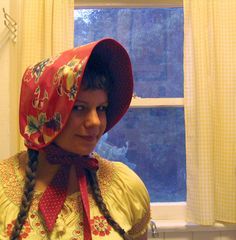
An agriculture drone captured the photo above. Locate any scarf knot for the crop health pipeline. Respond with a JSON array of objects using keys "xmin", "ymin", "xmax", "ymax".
[
  {"xmin": 44, "ymin": 143, "xmax": 99, "ymax": 169},
  {"xmin": 38, "ymin": 144, "xmax": 98, "ymax": 240}
]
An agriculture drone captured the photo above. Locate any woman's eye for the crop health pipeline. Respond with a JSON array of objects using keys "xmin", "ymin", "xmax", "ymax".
[
  {"xmin": 97, "ymin": 106, "xmax": 108, "ymax": 112},
  {"xmin": 73, "ymin": 105, "xmax": 84, "ymax": 111}
]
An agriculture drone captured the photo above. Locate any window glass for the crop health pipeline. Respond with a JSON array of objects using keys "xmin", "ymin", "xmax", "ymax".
[
  {"xmin": 95, "ymin": 108, "xmax": 186, "ymax": 202},
  {"xmin": 74, "ymin": 8, "xmax": 185, "ymax": 202},
  {"xmin": 74, "ymin": 8, "xmax": 183, "ymax": 97}
]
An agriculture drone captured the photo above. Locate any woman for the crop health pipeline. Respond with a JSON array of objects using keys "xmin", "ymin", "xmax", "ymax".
[{"xmin": 0, "ymin": 38, "xmax": 150, "ymax": 239}]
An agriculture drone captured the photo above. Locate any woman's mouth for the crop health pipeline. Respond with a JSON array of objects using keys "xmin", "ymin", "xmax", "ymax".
[{"xmin": 77, "ymin": 135, "xmax": 97, "ymax": 142}]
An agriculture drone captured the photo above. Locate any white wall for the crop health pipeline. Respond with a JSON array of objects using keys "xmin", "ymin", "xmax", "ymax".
[
  {"xmin": 0, "ymin": 0, "xmax": 11, "ymax": 159},
  {"xmin": 0, "ymin": 0, "xmax": 20, "ymax": 159}
]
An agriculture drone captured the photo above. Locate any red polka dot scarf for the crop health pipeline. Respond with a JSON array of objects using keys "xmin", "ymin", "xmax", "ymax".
[{"xmin": 39, "ymin": 144, "xmax": 99, "ymax": 240}]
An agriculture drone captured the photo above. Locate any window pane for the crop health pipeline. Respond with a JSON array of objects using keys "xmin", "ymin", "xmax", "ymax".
[
  {"xmin": 74, "ymin": 8, "xmax": 183, "ymax": 97},
  {"xmin": 95, "ymin": 108, "xmax": 186, "ymax": 202}
]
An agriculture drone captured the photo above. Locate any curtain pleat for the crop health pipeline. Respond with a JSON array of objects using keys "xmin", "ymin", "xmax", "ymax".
[{"xmin": 184, "ymin": 0, "xmax": 236, "ymax": 224}]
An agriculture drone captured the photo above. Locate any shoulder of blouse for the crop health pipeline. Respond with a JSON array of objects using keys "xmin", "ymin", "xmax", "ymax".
[
  {"xmin": 92, "ymin": 152, "xmax": 149, "ymax": 199},
  {"xmin": 0, "ymin": 152, "xmax": 27, "ymax": 204},
  {"xmin": 92, "ymin": 152, "xmax": 151, "ymax": 238}
]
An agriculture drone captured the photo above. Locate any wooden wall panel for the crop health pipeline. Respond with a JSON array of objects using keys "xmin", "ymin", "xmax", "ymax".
[
  {"xmin": 221, "ymin": 231, "xmax": 236, "ymax": 240},
  {"xmin": 164, "ymin": 232, "xmax": 192, "ymax": 240},
  {"xmin": 147, "ymin": 230, "xmax": 236, "ymax": 239},
  {"xmin": 192, "ymin": 231, "xmax": 221, "ymax": 240},
  {"xmin": 148, "ymin": 232, "xmax": 164, "ymax": 240}
]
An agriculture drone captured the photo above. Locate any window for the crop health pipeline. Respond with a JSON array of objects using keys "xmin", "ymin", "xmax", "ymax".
[{"xmin": 74, "ymin": 0, "xmax": 185, "ymax": 220}]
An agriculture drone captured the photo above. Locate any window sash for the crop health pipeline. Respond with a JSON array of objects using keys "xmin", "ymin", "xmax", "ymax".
[
  {"xmin": 131, "ymin": 98, "xmax": 184, "ymax": 108},
  {"xmin": 74, "ymin": 0, "xmax": 186, "ymax": 222},
  {"xmin": 74, "ymin": 0, "xmax": 183, "ymax": 8},
  {"xmin": 74, "ymin": 1, "xmax": 184, "ymax": 108}
]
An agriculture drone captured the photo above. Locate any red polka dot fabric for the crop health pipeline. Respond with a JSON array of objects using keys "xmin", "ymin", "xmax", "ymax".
[{"xmin": 39, "ymin": 144, "xmax": 99, "ymax": 240}]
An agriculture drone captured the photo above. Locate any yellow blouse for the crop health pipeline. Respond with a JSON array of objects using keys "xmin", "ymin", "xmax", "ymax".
[{"xmin": 0, "ymin": 152, "xmax": 150, "ymax": 239}]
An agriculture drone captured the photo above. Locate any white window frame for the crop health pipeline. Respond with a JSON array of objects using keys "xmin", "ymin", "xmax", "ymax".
[
  {"xmin": 74, "ymin": 0, "xmax": 188, "ymax": 231},
  {"xmin": 74, "ymin": 1, "xmax": 236, "ymax": 235}
]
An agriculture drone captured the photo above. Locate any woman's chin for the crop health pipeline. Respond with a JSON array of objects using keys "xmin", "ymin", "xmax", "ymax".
[
  {"xmin": 68, "ymin": 146, "xmax": 94, "ymax": 156},
  {"xmin": 53, "ymin": 141, "xmax": 95, "ymax": 156}
]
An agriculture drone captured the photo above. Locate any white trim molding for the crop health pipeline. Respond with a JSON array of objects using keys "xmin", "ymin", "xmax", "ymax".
[
  {"xmin": 74, "ymin": 0, "xmax": 183, "ymax": 8},
  {"xmin": 131, "ymin": 98, "xmax": 184, "ymax": 108}
]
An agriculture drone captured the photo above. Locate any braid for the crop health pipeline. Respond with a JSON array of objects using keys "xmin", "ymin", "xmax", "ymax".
[
  {"xmin": 87, "ymin": 170, "xmax": 132, "ymax": 240},
  {"xmin": 10, "ymin": 149, "xmax": 39, "ymax": 240}
]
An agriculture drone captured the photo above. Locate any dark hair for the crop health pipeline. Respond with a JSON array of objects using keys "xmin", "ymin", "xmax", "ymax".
[
  {"xmin": 11, "ymin": 61, "xmax": 131, "ymax": 239},
  {"xmin": 10, "ymin": 149, "xmax": 39, "ymax": 240},
  {"xmin": 81, "ymin": 55, "xmax": 113, "ymax": 93}
]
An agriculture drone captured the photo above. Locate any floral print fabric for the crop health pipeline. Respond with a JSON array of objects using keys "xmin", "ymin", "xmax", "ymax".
[
  {"xmin": 0, "ymin": 152, "xmax": 150, "ymax": 239},
  {"xmin": 19, "ymin": 39, "xmax": 134, "ymax": 150}
]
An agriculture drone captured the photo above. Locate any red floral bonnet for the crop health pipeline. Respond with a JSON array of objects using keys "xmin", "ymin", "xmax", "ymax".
[{"xmin": 19, "ymin": 38, "xmax": 133, "ymax": 150}]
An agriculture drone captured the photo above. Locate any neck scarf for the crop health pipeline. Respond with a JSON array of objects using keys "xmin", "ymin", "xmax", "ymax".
[{"xmin": 38, "ymin": 144, "xmax": 99, "ymax": 240}]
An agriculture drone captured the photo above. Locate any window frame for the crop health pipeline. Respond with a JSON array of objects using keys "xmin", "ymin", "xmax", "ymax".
[{"xmin": 74, "ymin": 0, "xmax": 186, "ymax": 224}]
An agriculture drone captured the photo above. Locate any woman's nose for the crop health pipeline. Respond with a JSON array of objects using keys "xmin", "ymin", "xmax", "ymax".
[{"xmin": 84, "ymin": 110, "xmax": 101, "ymax": 128}]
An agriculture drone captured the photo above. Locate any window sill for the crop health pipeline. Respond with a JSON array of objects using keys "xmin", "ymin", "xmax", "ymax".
[
  {"xmin": 150, "ymin": 202, "xmax": 236, "ymax": 235},
  {"xmin": 149, "ymin": 219, "xmax": 236, "ymax": 233}
]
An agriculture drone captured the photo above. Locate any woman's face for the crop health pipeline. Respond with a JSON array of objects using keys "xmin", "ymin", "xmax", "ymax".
[{"xmin": 54, "ymin": 88, "xmax": 108, "ymax": 155}]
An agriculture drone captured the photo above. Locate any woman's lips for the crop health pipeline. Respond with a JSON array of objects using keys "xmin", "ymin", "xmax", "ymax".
[{"xmin": 77, "ymin": 135, "xmax": 97, "ymax": 142}]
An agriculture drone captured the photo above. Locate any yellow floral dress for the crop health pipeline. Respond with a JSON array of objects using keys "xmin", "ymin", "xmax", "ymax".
[{"xmin": 0, "ymin": 152, "xmax": 150, "ymax": 239}]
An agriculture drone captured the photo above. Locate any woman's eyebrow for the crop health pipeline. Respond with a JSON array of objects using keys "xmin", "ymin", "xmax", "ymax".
[{"xmin": 75, "ymin": 100, "xmax": 87, "ymax": 104}]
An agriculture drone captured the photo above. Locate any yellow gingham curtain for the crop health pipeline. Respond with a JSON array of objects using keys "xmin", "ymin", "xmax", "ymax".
[
  {"xmin": 184, "ymin": 0, "xmax": 236, "ymax": 224},
  {"xmin": 14, "ymin": 0, "xmax": 74, "ymax": 151}
]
